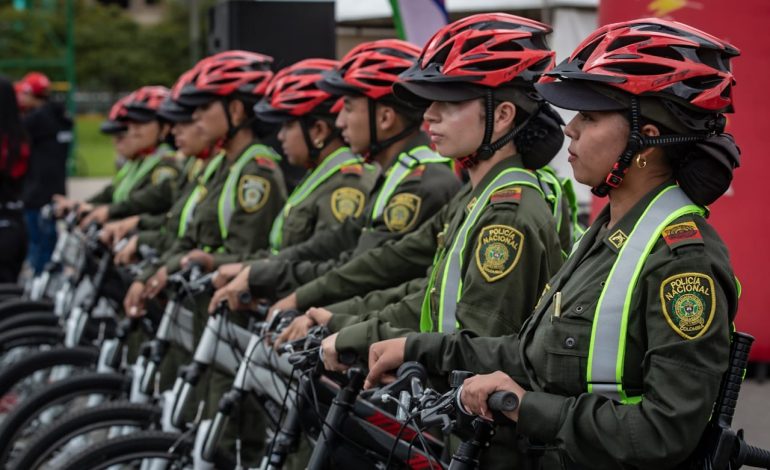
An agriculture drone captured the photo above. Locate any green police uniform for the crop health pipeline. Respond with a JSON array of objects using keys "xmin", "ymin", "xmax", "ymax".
[
  {"xmin": 328, "ymin": 155, "xmax": 566, "ymax": 358},
  {"xmin": 404, "ymin": 182, "xmax": 737, "ymax": 469},
  {"xmin": 260, "ymin": 146, "xmax": 376, "ymax": 255},
  {"xmin": 88, "ymin": 144, "xmax": 181, "ymax": 219},
  {"xmin": 245, "ymin": 135, "xmax": 461, "ymax": 299}
]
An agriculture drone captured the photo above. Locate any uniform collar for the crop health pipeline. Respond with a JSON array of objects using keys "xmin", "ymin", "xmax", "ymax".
[
  {"xmin": 470, "ymin": 154, "xmax": 525, "ymax": 200},
  {"xmin": 594, "ymin": 179, "xmax": 678, "ymax": 253}
]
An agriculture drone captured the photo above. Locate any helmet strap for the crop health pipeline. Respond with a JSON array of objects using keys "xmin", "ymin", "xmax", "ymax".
[
  {"xmin": 363, "ymin": 97, "xmax": 419, "ymax": 162},
  {"xmin": 221, "ymin": 97, "xmax": 254, "ymax": 141},
  {"xmin": 457, "ymin": 89, "xmax": 542, "ymax": 170},
  {"xmin": 592, "ymin": 96, "xmax": 709, "ymax": 197}
]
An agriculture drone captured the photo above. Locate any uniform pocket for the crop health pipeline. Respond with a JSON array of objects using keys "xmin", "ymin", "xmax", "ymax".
[{"xmin": 542, "ymin": 317, "xmax": 592, "ymax": 396}]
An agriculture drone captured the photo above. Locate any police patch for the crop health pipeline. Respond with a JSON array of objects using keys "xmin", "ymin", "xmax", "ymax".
[
  {"xmin": 151, "ymin": 166, "xmax": 178, "ymax": 185},
  {"xmin": 331, "ymin": 187, "xmax": 365, "ymax": 222},
  {"xmin": 660, "ymin": 272, "xmax": 716, "ymax": 340},
  {"xmin": 608, "ymin": 229, "xmax": 628, "ymax": 249},
  {"xmin": 238, "ymin": 175, "xmax": 270, "ymax": 213},
  {"xmin": 475, "ymin": 224, "xmax": 524, "ymax": 282},
  {"xmin": 384, "ymin": 193, "xmax": 422, "ymax": 232}
]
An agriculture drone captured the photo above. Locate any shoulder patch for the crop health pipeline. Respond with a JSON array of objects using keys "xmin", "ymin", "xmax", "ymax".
[
  {"xmin": 188, "ymin": 159, "xmax": 206, "ymax": 183},
  {"xmin": 238, "ymin": 174, "xmax": 270, "ymax": 213},
  {"xmin": 254, "ymin": 156, "xmax": 277, "ymax": 170},
  {"xmin": 331, "ymin": 187, "xmax": 365, "ymax": 222},
  {"xmin": 151, "ymin": 166, "xmax": 179, "ymax": 185},
  {"xmin": 405, "ymin": 165, "xmax": 426, "ymax": 180},
  {"xmin": 490, "ymin": 187, "xmax": 522, "ymax": 204},
  {"xmin": 340, "ymin": 164, "xmax": 363, "ymax": 176},
  {"xmin": 384, "ymin": 193, "xmax": 422, "ymax": 233},
  {"xmin": 662, "ymin": 220, "xmax": 703, "ymax": 250},
  {"xmin": 659, "ymin": 272, "xmax": 716, "ymax": 340},
  {"xmin": 475, "ymin": 224, "xmax": 524, "ymax": 282}
]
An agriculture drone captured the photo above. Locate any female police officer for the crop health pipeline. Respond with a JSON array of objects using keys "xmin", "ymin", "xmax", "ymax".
[{"xmin": 366, "ymin": 17, "xmax": 741, "ymax": 469}]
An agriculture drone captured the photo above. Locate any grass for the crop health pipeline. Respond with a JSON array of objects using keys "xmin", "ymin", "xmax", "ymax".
[{"xmin": 72, "ymin": 114, "xmax": 117, "ymax": 177}]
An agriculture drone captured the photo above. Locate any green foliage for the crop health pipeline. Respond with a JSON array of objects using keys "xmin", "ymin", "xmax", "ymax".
[
  {"xmin": 0, "ymin": 0, "xmax": 209, "ymax": 91},
  {"xmin": 73, "ymin": 114, "xmax": 116, "ymax": 177}
]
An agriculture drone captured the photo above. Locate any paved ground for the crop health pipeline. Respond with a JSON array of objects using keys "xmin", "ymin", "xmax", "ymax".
[{"xmin": 65, "ymin": 177, "xmax": 770, "ymax": 450}]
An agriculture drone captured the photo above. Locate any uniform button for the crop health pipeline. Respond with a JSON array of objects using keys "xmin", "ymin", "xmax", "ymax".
[
  {"xmin": 575, "ymin": 305, "xmax": 584, "ymax": 313},
  {"xmin": 430, "ymin": 288, "xmax": 437, "ymax": 295},
  {"xmin": 564, "ymin": 337, "xmax": 577, "ymax": 349}
]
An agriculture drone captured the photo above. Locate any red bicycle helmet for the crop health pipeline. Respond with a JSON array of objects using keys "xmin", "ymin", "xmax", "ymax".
[
  {"xmin": 393, "ymin": 13, "xmax": 557, "ymax": 168},
  {"xmin": 18, "ymin": 72, "xmax": 51, "ymax": 97},
  {"xmin": 254, "ymin": 58, "xmax": 340, "ymax": 123},
  {"xmin": 176, "ymin": 50, "xmax": 274, "ymax": 108},
  {"xmin": 100, "ymin": 93, "xmax": 134, "ymax": 134},
  {"xmin": 535, "ymin": 18, "xmax": 740, "ymax": 197},
  {"xmin": 122, "ymin": 86, "xmax": 170, "ymax": 123}
]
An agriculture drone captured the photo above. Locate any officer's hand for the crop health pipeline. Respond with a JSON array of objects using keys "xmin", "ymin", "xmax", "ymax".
[
  {"xmin": 306, "ymin": 307, "xmax": 333, "ymax": 327},
  {"xmin": 268, "ymin": 293, "xmax": 298, "ymax": 322},
  {"xmin": 124, "ymin": 281, "xmax": 147, "ymax": 318},
  {"xmin": 145, "ymin": 267, "xmax": 168, "ymax": 299},
  {"xmin": 212, "ymin": 263, "xmax": 246, "ymax": 289},
  {"xmin": 99, "ymin": 221, "xmax": 121, "ymax": 246},
  {"xmin": 112, "ymin": 216, "xmax": 140, "ymax": 243},
  {"xmin": 79, "ymin": 205, "xmax": 109, "ymax": 229},
  {"xmin": 321, "ymin": 333, "xmax": 349, "ymax": 372},
  {"xmin": 460, "ymin": 371, "xmax": 526, "ymax": 422},
  {"xmin": 273, "ymin": 314, "xmax": 315, "ymax": 350},
  {"xmin": 208, "ymin": 268, "xmax": 250, "ymax": 314},
  {"xmin": 53, "ymin": 194, "xmax": 76, "ymax": 216},
  {"xmin": 364, "ymin": 337, "xmax": 407, "ymax": 389},
  {"xmin": 114, "ymin": 235, "xmax": 139, "ymax": 265},
  {"xmin": 181, "ymin": 249, "xmax": 215, "ymax": 272}
]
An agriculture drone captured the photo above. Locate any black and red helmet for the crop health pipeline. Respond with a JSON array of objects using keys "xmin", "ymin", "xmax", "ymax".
[
  {"xmin": 536, "ymin": 17, "xmax": 738, "ymax": 121},
  {"xmin": 122, "ymin": 86, "xmax": 171, "ymax": 123},
  {"xmin": 394, "ymin": 13, "xmax": 555, "ymax": 106},
  {"xmin": 535, "ymin": 18, "xmax": 740, "ymax": 198},
  {"xmin": 318, "ymin": 39, "xmax": 421, "ymax": 100},
  {"xmin": 100, "ymin": 93, "xmax": 134, "ymax": 134},
  {"xmin": 254, "ymin": 58, "xmax": 340, "ymax": 123},
  {"xmin": 159, "ymin": 69, "xmax": 197, "ymax": 123},
  {"xmin": 176, "ymin": 50, "xmax": 274, "ymax": 108}
]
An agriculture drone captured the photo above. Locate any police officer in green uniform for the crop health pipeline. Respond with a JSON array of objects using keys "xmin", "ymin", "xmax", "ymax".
[
  {"xmin": 266, "ymin": 15, "xmax": 568, "ymax": 365},
  {"xmin": 209, "ymin": 40, "xmax": 461, "ymax": 311},
  {"xmin": 79, "ymin": 86, "xmax": 181, "ymax": 226},
  {"xmin": 365, "ymin": 18, "xmax": 742, "ymax": 470}
]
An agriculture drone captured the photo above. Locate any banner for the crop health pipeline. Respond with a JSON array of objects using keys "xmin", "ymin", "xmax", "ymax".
[
  {"xmin": 598, "ymin": 0, "xmax": 770, "ymax": 360},
  {"xmin": 389, "ymin": 0, "xmax": 449, "ymax": 48}
]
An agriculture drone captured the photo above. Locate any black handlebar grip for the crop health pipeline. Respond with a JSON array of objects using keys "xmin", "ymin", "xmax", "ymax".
[
  {"xmin": 488, "ymin": 391, "xmax": 519, "ymax": 413},
  {"xmin": 339, "ymin": 350, "xmax": 358, "ymax": 366},
  {"xmin": 238, "ymin": 291, "xmax": 252, "ymax": 305},
  {"xmin": 716, "ymin": 332, "xmax": 754, "ymax": 428}
]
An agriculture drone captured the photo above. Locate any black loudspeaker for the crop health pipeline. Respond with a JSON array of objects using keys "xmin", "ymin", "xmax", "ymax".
[{"xmin": 208, "ymin": 0, "xmax": 336, "ymax": 68}]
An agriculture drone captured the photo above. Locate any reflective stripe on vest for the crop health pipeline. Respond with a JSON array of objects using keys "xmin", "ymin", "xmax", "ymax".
[
  {"xmin": 370, "ymin": 146, "xmax": 450, "ymax": 221},
  {"xmin": 217, "ymin": 144, "xmax": 280, "ymax": 240},
  {"xmin": 420, "ymin": 167, "xmax": 544, "ymax": 333},
  {"xmin": 177, "ymin": 153, "xmax": 225, "ymax": 238},
  {"xmin": 112, "ymin": 144, "xmax": 171, "ymax": 203},
  {"xmin": 269, "ymin": 147, "xmax": 361, "ymax": 253},
  {"xmin": 587, "ymin": 185, "xmax": 703, "ymax": 403}
]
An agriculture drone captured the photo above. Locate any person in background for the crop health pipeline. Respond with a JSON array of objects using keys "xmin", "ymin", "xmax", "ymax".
[{"xmin": 0, "ymin": 76, "xmax": 30, "ymax": 282}]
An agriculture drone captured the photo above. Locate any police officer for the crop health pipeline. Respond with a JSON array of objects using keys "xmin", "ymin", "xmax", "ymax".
[
  {"xmin": 209, "ymin": 40, "xmax": 461, "ymax": 310},
  {"xmin": 55, "ymin": 87, "xmax": 181, "ymax": 225},
  {"xmin": 366, "ymin": 18, "xmax": 741, "ymax": 470}
]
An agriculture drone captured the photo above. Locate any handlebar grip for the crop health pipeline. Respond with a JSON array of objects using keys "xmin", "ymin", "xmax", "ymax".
[
  {"xmin": 488, "ymin": 391, "xmax": 519, "ymax": 413},
  {"xmin": 339, "ymin": 350, "xmax": 358, "ymax": 366},
  {"xmin": 238, "ymin": 291, "xmax": 252, "ymax": 305},
  {"xmin": 739, "ymin": 442, "xmax": 770, "ymax": 469}
]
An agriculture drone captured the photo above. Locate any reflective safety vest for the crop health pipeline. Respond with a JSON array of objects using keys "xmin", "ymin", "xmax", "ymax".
[
  {"xmin": 587, "ymin": 185, "xmax": 703, "ymax": 404},
  {"xmin": 112, "ymin": 144, "xmax": 171, "ymax": 203},
  {"xmin": 369, "ymin": 145, "xmax": 450, "ymax": 222},
  {"xmin": 217, "ymin": 144, "xmax": 280, "ymax": 241},
  {"xmin": 420, "ymin": 167, "xmax": 545, "ymax": 334},
  {"xmin": 177, "ymin": 152, "xmax": 225, "ymax": 238},
  {"xmin": 268, "ymin": 147, "xmax": 362, "ymax": 253}
]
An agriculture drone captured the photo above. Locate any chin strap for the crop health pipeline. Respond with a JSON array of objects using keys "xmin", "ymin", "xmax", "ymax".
[
  {"xmin": 362, "ymin": 97, "xmax": 419, "ymax": 162},
  {"xmin": 591, "ymin": 97, "xmax": 711, "ymax": 197},
  {"xmin": 457, "ymin": 89, "xmax": 543, "ymax": 169},
  {"xmin": 221, "ymin": 97, "xmax": 255, "ymax": 142}
]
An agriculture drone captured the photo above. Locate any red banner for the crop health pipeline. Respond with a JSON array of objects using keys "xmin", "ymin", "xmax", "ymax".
[{"xmin": 598, "ymin": 0, "xmax": 770, "ymax": 360}]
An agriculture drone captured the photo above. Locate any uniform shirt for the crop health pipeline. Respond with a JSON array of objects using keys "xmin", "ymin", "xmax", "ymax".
[
  {"xmin": 245, "ymin": 133, "xmax": 460, "ymax": 299},
  {"xmin": 405, "ymin": 181, "xmax": 737, "ymax": 469},
  {"xmin": 162, "ymin": 144, "xmax": 287, "ymax": 273},
  {"xmin": 331, "ymin": 156, "xmax": 565, "ymax": 357},
  {"xmin": 88, "ymin": 146, "xmax": 181, "ymax": 220}
]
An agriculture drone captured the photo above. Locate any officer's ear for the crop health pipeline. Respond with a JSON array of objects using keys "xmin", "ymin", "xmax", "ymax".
[
  {"xmin": 376, "ymin": 103, "xmax": 398, "ymax": 133},
  {"xmin": 310, "ymin": 118, "xmax": 334, "ymax": 143},
  {"xmin": 228, "ymin": 99, "xmax": 247, "ymax": 125}
]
